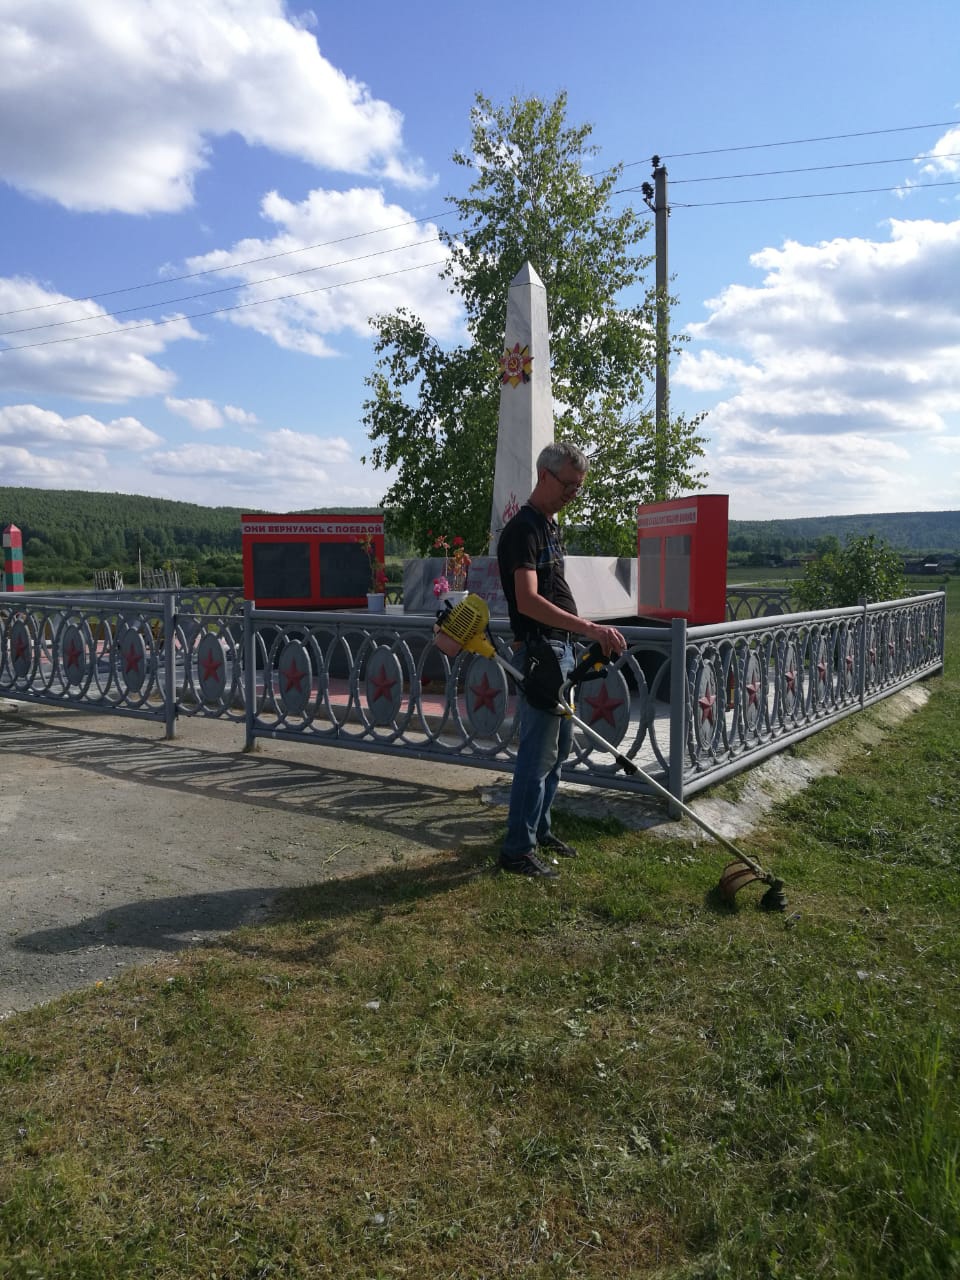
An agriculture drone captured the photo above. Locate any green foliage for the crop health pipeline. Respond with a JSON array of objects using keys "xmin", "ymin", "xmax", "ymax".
[
  {"xmin": 795, "ymin": 533, "xmax": 907, "ymax": 609},
  {"xmin": 363, "ymin": 91, "xmax": 706, "ymax": 557}
]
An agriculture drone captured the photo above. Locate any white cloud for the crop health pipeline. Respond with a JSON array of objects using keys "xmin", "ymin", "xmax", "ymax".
[
  {"xmin": 165, "ymin": 396, "xmax": 225, "ymax": 431},
  {"xmin": 224, "ymin": 404, "xmax": 258, "ymax": 425},
  {"xmin": 146, "ymin": 428, "xmax": 391, "ymax": 507},
  {"xmin": 0, "ymin": 445, "xmax": 106, "ymax": 487},
  {"xmin": 0, "ymin": 0, "xmax": 430, "ymax": 215},
  {"xmin": 916, "ymin": 125, "xmax": 960, "ymax": 181},
  {"xmin": 0, "ymin": 277, "xmax": 202, "ymax": 400},
  {"xmin": 682, "ymin": 217, "xmax": 960, "ymax": 517},
  {"xmin": 0, "ymin": 403, "xmax": 161, "ymax": 451},
  {"xmin": 183, "ymin": 186, "xmax": 460, "ymax": 354}
]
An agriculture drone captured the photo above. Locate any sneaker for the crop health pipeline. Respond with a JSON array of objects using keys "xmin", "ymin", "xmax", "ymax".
[
  {"xmin": 498, "ymin": 852, "xmax": 560, "ymax": 879},
  {"xmin": 538, "ymin": 833, "xmax": 578, "ymax": 859}
]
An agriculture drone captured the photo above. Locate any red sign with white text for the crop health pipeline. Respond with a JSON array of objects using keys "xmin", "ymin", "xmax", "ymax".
[{"xmin": 241, "ymin": 513, "xmax": 385, "ymax": 608}]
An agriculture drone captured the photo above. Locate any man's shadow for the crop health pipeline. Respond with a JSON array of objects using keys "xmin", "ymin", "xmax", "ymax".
[{"xmin": 15, "ymin": 848, "xmax": 488, "ymax": 960}]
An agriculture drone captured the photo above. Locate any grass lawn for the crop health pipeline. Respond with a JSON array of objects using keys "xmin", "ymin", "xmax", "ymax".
[{"xmin": 1, "ymin": 585, "xmax": 957, "ymax": 1279}]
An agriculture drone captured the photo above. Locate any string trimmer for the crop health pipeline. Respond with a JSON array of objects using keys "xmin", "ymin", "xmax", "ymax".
[{"xmin": 434, "ymin": 593, "xmax": 786, "ymax": 911}]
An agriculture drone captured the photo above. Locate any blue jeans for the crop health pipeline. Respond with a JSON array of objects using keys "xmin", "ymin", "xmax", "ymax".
[{"xmin": 501, "ymin": 641, "xmax": 574, "ymax": 860}]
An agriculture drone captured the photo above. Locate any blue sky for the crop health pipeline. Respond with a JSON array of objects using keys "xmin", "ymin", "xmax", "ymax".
[{"xmin": 1, "ymin": 0, "xmax": 958, "ymax": 521}]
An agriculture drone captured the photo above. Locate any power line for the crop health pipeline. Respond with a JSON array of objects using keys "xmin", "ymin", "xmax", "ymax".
[
  {"xmin": 0, "ymin": 210, "xmax": 454, "ymax": 319},
  {"xmin": 669, "ymin": 177, "xmax": 960, "ymax": 208},
  {"xmin": 0, "ymin": 258, "xmax": 449, "ymax": 354},
  {"xmin": 667, "ymin": 151, "xmax": 960, "ymax": 185},
  {"xmin": 0, "ymin": 236, "xmax": 444, "ymax": 338},
  {"xmin": 649, "ymin": 119, "xmax": 960, "ymax": 164},
  {"xmin": 4, "ymin": 118, "xmax": 958, "ymax": 328}
]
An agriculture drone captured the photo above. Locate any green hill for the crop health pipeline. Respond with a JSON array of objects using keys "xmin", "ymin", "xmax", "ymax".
[{"xmin": 729, "ymin": 509, "xmax": 960, "ymax": 555}]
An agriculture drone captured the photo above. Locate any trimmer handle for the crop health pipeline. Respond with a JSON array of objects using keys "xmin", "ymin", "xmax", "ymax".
[{"xmin": 567, "ymin": 641, "xmax": 610, "ymax": 689}]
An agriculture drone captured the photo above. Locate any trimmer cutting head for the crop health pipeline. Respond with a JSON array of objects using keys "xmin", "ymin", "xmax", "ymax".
[{"xmin": 719, "ymin": 861, "xmax": 788, "ymax": 911}]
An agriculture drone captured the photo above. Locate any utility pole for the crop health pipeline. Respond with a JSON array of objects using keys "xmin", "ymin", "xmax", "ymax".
[{"xmin": 642, "ymin": 157, "xmax": 669, "ymax": 502}]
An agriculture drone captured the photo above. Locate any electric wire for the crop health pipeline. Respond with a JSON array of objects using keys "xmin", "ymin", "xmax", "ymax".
[
  {"xmin": 667, "ymin": 151, "xmax": 960, "ymax": 185},
  {"xmin": 3, "ymin": 118, "xmax": 957, "ymax": 342},
  {"xmin": 646, "ymin": 119, "xmax": 960, "ymax": 164},
  {"xmin": 0, "ymin": 258, "xmax": 448, "ymax": 353},
  {"xmin": 0, "ymin": 210, "xmax": 454, "ymax": 319},
  {"xmin": 668, "ymin": 178, "xmax": 960, "ymax": 208},
  {"xmin": 0, "ymin": 236, "xmax": 444, "ymax": 338}
]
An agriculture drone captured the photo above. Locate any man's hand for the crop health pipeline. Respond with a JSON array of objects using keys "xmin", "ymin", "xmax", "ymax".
[{"xmin": 588, "ymin": 622, "xmax": 626, "ymax": 658}]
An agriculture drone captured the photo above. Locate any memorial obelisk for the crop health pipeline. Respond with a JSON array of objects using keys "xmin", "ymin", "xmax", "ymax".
[{"xmin": 488, "ymin": 262, "xmax": 554, "ymax": 554}]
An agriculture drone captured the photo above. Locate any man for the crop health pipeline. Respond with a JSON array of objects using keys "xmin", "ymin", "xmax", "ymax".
[{"xmin": 496, "ymin": 442, "xmax": 626, "ymax": 877}]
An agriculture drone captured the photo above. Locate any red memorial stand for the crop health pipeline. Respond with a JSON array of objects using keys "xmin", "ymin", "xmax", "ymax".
[
  {"xmin": 636, "ymin": 495, "xmax": 728, "ymax": 625},
  {"xmin": 241, "ymin": 513, "xmax": 385, "ymax": 609}
]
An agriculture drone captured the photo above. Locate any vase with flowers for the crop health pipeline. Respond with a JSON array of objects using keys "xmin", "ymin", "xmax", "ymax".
[
  {"xmin": 358, "ymin": 534, "xmax": 388, "ymax": 612},
  {"xmin": 430, "ymin": 532, "xmax": 471, "ymax": 607}
]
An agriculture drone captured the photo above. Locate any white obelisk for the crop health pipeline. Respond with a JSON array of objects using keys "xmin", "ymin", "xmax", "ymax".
[{"xmin": 488, "ymin": 262, "xmax": 554, "ymax": 553}]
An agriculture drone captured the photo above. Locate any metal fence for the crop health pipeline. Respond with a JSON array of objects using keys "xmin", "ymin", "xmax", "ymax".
[{"xmin": 0, "ymin": 588, "xmax": 945, "ymax": 806}]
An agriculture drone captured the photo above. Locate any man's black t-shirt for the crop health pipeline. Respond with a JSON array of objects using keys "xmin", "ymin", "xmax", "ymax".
[{"xmin": 496, "ymin": 504, "xmax": 577, "ymax": 641}]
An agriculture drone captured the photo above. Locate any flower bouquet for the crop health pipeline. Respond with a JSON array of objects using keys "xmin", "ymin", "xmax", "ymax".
[
  {"xmin": 357, "ymin": 534, "xmax": 388, "ymax": 595},
  {"xmin": 431, "ymin": 533, "xmax": 471, "ymax": 598}
]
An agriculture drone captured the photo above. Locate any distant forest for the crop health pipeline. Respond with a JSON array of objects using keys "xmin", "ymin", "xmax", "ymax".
[{"xmin": 0, "ymin": 486, "xmax": 958, "ymax": 586}]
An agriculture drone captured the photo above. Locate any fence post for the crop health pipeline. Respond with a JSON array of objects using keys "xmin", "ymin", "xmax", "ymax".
[
  {"xmin": 668, "ymin": 616, "xmax": 687, "ymax": 817},
  {"xmin": 858, "ymin": 596, "xmax": 868, "ymax": 709},
  {"xmin": 163, "ymin": 592, "xmax": 177, "ymax": 739},
  {"xmin": 243, "ymin": 600, "xmax": 256, "ymax": 752}
]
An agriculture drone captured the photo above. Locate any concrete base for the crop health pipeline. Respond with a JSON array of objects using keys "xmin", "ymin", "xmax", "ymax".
[{"xmin": 403, "ymin": 555, "xmax": 638, "ymax": 621}]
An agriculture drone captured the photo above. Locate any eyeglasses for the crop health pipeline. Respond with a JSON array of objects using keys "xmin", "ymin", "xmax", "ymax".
[{"xmin": 547, "ymin": 468, "xmax": 585, "ymax": 495}]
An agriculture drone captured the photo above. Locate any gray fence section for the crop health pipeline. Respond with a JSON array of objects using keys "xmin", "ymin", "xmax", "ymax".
[
  {"xmin": 683, "ymin": 592, "xmax": 947, "ymax": 796},
  {"xmin": 0, "ymin": 590, "xmax": 945, "ymax": 805}
]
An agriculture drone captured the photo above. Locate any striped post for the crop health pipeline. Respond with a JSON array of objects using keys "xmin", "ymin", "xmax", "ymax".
[{"xmin": 2, "ymin": 523, "xmax": 24, "ymax": 591}]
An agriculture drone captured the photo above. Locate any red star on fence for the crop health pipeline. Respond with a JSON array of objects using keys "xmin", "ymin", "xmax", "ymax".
[
  {"xmin": 469, "ymin": 672, "xmax": 500, "ymax": 714},
  {"xmin": 698, "ymin": 690, "xmax": 716, "ymax": 724},
  {"xmin": 123, "ymin": 643, "xmax": 142, "ymax": 675},
  {"xmin": 13, "ymin": 632, "xmax": 28, "ymax": 661},
  {"xmin": 64, "ymin": 638, "xmax": 84, "ymax": 672},
  {"xmin": 369, "ymin": 664, "xmax": 396, "ymax": 703},
  {"xmin": 200, "ymin": 649, "xmax": 223, "ymax": 684},
  {"xmin": 282, "ymin": 660, "xmax": 307, "ymax": 693},
  {"xmin": 744, "ymin": 679, "xmax": 760, "ymax": 707},
  {"xmin": 784, "ymin": 668, "xmax": 797, "ymax": 692},
  {"xmin": 585, "ymin": 682, "xmax": 623, "ymax": 727}
]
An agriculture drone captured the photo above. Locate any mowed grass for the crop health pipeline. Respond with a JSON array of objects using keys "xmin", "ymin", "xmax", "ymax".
[{"xmin": 1, "ymin": 587, "xmax": 958, "ymax": 1278}]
